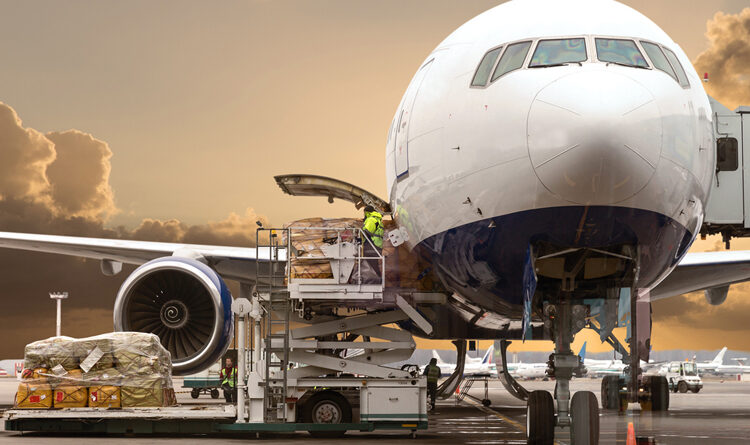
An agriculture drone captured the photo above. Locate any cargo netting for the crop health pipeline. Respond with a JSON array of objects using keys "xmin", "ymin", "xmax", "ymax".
[{"xmin": 16, "ymin": 332, "xmax": 176, "ymax": 409}]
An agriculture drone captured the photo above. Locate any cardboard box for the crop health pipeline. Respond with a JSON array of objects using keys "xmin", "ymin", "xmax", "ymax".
[
  {"xmin": 15, "ymin": 383, "xmax": 52, "ymax": 409},
  {"xmin": 88, "ymin": 386, "xmax": 121, "ymax": 408}
]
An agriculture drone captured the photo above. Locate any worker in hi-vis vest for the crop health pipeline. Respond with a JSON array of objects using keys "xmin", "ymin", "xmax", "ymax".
[
  {"xmin": 220, "ymin": 357, "xmax": 237, "ymax": 403},
  {"xmin": 424, "ymin": 358, "xmax": 441, "ymax": 411},
  {"xmin": 361, "ymin": 205, "xmax": 384, "ymax": 282}
]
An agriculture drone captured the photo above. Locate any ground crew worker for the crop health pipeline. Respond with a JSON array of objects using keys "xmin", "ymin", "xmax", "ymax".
[
  {"xmin": 220, "ymin": 357, "xmax": 237, "ymax": 403},
  {"xmin": 424, "ymin": 357, "xmax": 441, "ymax": 411},
  {"xmin": 362, "ymin": 205, "xmax": 384, "ymax": 281}
]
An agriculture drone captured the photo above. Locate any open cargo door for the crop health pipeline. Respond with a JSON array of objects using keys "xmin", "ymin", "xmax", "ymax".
[{"xmin": 274, "ymin": 174, "xmax": 391, "ymax": 214}]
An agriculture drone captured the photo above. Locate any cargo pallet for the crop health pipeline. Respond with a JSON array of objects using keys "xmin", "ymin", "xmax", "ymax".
[{"xmin": 3, "ymin": 226, "xmax": 438, "ymax": 437}]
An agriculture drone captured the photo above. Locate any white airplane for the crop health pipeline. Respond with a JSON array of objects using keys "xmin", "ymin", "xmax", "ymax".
[
  {"xmin": 693, "ymin": 348, "xmax": 750, "ymax": 375},
  {"xmin": 696, "ymin": 347, "xmax": 728, "ymax": 374},
  {"xmin": 431, "ymin": 345, "xmax": 497, "ymax": 377},
  {"xmin": 506, "ymin": 343, "xmax": 586, "ymax": 380},
  {"xmin": 716, "ymin": 360, "xmax": 750, "ymax": 375},
  {"xmin": 1, "ymin": 1, "xmax": 750, "ymax": 443}
]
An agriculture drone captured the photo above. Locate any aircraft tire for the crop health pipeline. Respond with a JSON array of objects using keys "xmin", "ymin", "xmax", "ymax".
[
  {"xmin": 526, "ymin": 390, "xmax": 554, "ymax": 445},
  {"xmin": 650, "ymin": 376, "xmax": 669, "ymax": 411},
  {"xmin": 600, "ymin": 375, "xmax": 620, "ymax": 410},
  {"xmin": 571, "ymin": 390, "xmax": 599, "ymax": 445}
]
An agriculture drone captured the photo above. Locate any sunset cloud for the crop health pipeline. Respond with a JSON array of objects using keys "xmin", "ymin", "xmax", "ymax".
[
  {"xmin": 46, "ymin": 130, "xmax": 117, "ymax": 220},
  {"xmin": 0, "ymin": 104, "xmax": 55, "ymax": 202},
  {"xmin": 0, "ymin": 102, "xmax": 267, "ymax": 357},
  {"xmin": 694, "ymin": 7, "xmax": 750, "ymax": 110}
]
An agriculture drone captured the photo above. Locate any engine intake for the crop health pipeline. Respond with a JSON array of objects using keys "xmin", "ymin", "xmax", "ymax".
[{"xmin": 113, "ymin": 257, "xmax": 233, "ymax": 375}]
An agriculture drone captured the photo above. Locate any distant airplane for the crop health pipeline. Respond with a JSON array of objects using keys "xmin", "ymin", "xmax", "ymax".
[
  {"xmin": 505, "ymin": 343, "xmax": 587, "ymax": 380},
  {"xmin": 432, "ymin": 346, "xmax": 496, "ymax": 377},
  {"xmin": 689, "ymin": 347, "xmax": 750, "ymax": 375},
  {"xmin": 696, "ymin": 347, "xmax": 728, "ymax": 374}
]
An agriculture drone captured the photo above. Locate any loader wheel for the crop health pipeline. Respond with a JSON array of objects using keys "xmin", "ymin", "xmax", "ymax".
[
  {"xmin": 303, "ymin": 391, "xmax": 352, "ymax": 438},
  {"xmin": 190, "ymin": 388, "xmax": 200, "ymax": 399},
  {"xmin": 211, "ymin": 388, "xmax": 220, "ymax": 399},
  {"xmin": 678, "ymin": 381, "xmax": 688, "ymax": 393}
]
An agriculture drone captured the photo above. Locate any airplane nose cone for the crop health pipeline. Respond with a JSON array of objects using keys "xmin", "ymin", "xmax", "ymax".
[{"xmin": 527, "ymin": 71, "xmax": 662, "ymax": 205}]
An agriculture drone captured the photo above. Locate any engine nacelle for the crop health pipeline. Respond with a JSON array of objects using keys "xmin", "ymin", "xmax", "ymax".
[
  {"xmin": 113, "ymin": 257, "xmax": 233, "ymax": 375},
  {"xmin": 704, "ymin": 285, "xmax": 730, "ymax": 306}
]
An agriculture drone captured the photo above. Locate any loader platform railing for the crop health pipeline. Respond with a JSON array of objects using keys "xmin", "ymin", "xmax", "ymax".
[{"xmin": 283, "ymin": 225, "xmax": 385, "ymax": 303}]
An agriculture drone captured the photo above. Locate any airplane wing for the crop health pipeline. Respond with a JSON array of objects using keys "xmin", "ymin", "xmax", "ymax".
[
  {"xmin": 0, "ymin": 231, "xmax": 286, "ymax": 283},
  {"xmin": 650, "ymin": 250, "xmax": 750, "ymax": 301}
]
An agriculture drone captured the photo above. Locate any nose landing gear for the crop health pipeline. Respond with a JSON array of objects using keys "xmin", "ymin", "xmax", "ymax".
[{"xmin": 526, "ymin": 302, "xmax": 599, "ymax": 445}]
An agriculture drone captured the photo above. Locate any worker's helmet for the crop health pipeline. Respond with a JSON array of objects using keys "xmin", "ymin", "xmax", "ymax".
[{"xmin": 364, "ymin": 205, "xmax": 375, "ymax": 213}]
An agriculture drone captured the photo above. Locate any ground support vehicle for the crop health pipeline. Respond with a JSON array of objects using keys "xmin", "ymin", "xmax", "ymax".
[
  {"xmin": 4, "ymin": 226, "xmax": 432, "ymax": 437},
  {"xmin": 663, "ymin": 361, "xmax": 703, "ymax": 393},
  {"xmin": 182, "ymin": 376, "xmax": 221, "ymax": 399}
]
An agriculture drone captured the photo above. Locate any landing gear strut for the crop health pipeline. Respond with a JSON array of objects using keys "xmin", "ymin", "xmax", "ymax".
[
  {"xmin": 590, "ymin": 290, "xmax": 669, "ymax": 413},
  {"xmin": 526, "ymin": 302, "xmax": 598, "ymax": 445}
]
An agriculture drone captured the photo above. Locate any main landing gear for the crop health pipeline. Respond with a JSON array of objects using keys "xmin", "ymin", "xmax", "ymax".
[{"xmin": 526, "ymin": 303, "xmax": 598, "ymax": 445}]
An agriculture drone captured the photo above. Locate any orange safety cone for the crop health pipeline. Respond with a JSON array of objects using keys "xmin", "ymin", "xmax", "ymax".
[{"xmin": 626, "ymin": 422, "xmax": 636, "ymax": 445}]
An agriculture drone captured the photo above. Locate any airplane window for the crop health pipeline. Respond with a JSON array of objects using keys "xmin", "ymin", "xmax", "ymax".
[
  {"xmin": 529, "ymin": 38, "xmax": 587, "ymax": 67},
  {"xmin": 492, "ymin": 41, "xmax": 532, "ymax": 81},
  {"xmin": 640, "ymin": 42, "xmax": 678, "ymax": 82},
  {"xmin": 472, "ymin": 47, "xmax": 503, "ymax": 87},
  {"xmin": 662, "ymin": 47, "xmax": 691, "ymax": 88},
  {"xmin": 595, "ymin": 38, "xmax": 648, "ymax": 68}
]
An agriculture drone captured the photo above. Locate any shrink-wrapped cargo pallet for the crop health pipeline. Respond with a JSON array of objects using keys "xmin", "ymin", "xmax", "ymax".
[{"xmin": 15, "ymin": 332, "xmax": 175, "ymax": 409}]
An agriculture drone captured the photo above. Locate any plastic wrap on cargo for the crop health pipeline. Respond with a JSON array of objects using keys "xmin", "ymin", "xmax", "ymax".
[
  {"xmin": 283, "ymin": 217, "xmax": 384, "ymax": 281},
  {"xmin": 16, "ymin": 332, "xmax": 175, "ymax": 409},
  {"xmin": 282, "ymin": 217, "xmax": 439, "ymax": 289},
  {"xmin": 283, "ymin": 218, "xmax": 359, "ymax": 279}
]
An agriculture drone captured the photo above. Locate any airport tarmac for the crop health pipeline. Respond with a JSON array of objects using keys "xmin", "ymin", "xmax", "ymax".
[{"xmin": 1, "ymin": 376, "xmax": 749, "ymax": 444}]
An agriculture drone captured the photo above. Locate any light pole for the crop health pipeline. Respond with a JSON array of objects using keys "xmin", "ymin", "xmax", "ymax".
[{"xmin": 49, "ymin": 292, "xmax": 68, "ymax": 337}]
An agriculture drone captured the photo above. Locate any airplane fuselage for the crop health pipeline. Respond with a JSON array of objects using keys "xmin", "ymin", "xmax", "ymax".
[{"xmin": 386, "ymin": 0, "xmax": 713, "ymax": 334}]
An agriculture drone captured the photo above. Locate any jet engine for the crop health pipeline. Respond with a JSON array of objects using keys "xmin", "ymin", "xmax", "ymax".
[
  {"xmin": 113, "ymin": 257, "xmax": 233, "ymax": 375},
  {"xmin": 704, "ymin": 285, "xmax": 730, "ymax": 306}
]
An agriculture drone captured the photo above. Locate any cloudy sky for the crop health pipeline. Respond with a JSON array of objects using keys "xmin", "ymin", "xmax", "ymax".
[{"xmin": 0, "ymin": 0, "xmax": 749, "ymax": 357}]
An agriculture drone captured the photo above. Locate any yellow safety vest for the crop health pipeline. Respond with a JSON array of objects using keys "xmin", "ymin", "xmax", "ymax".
[
  {"xmin": 220, "ymin": 367, "xmax": 236, "ymax": 388},
  {"xmin": 426, "ymin": 364, "xmax": 440, "ymax": 383},
  {"xmin": 363, "ymin": 211, "xmax": 384, "ymax": 248}
]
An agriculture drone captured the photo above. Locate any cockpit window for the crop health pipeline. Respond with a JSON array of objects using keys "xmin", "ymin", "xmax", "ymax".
[
  {"xmin": 529, "ymin": 38, "xmax": 587, "ymax": 67},
  {"xmin": 640, "ymin": 42, "xmax": 678, "ymax": 81},
  {"xmin": 492, "ymin": 41, "xmax": 532, "ymax": 81},
  {"xmin": 662, "ymin": 47, "xmax": 690, "ymax": 88},
  {"xmin": 472, "ymin": 47, "xmax": 503, "ymax": 87},
  {"xmin": 595, "ymin": 38, "xmax": 649, "ymax": 68}
]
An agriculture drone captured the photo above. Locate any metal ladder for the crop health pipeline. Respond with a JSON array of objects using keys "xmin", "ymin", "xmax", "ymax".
[
  {"xmin": 455, "ymin": 376, "xmax": 491, "ymax": 406},
  {"xmin": 256, "ymin": 228, "xmax": 290, "ymax": 423}
]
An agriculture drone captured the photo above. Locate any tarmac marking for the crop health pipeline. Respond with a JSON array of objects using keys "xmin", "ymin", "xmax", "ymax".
[
  {"xmin": 460, "ymin": 398, "xmax": 564, "ymax": 445},
  {"xmin": 461, "ymin": 398, "xmax": 527, "ymax": 433}
]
